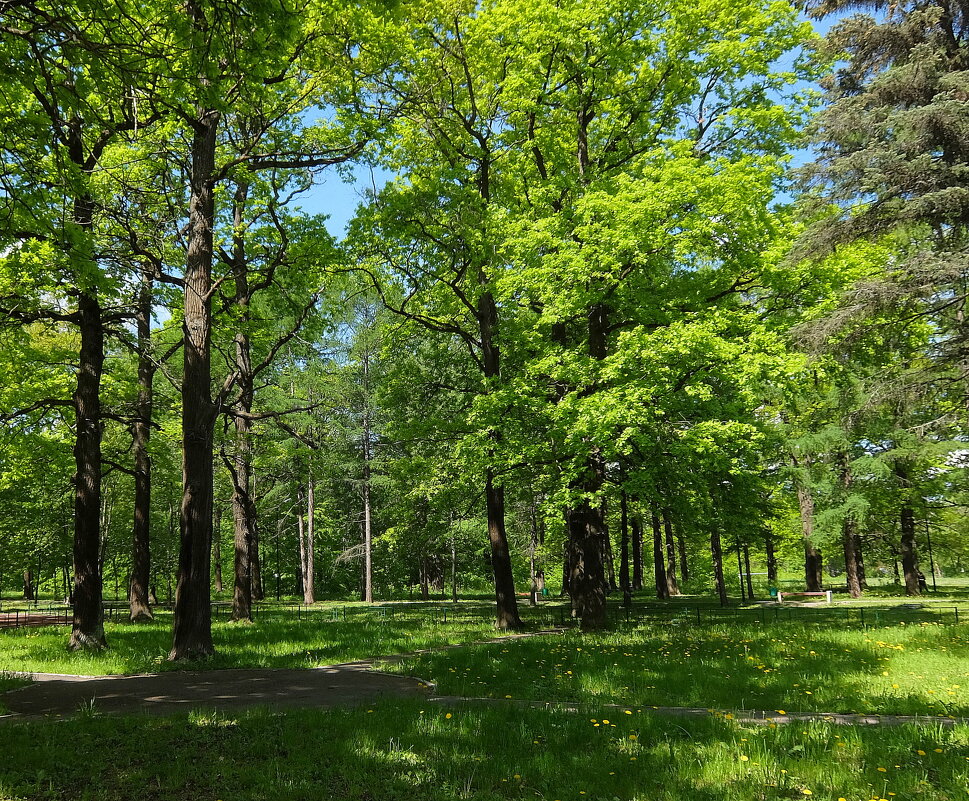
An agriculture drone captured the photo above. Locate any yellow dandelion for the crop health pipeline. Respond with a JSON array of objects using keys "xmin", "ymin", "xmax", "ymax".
[
  {"xmin": 445, "ymin": 713, "xmax": 452, "ymax": 719},
  {"xmin": 739, "ymin": 755, "xmax": 749, "ymax": 762}
]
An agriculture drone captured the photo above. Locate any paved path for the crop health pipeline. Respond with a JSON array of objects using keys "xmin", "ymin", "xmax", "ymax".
[{"xmin": 3, "ymin": 664, "xmax": 433, "ymax": 719}]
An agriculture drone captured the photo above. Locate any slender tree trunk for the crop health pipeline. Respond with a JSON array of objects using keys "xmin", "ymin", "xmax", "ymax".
[
  {"xmin": 896, "ymin": 461, "xmax": 921, "ymax": 595},
  {"xmin": 70, "ymin": 289, "xmax": 107, "ymax": 650},
  {"xmin": 603, "ymin": 506, "xmax": 617, "ymax": 593},
  {"xmin": 361, "ymin": 383, "xmax": 373, "ymax": 603},
  {"xmin": 303, "ymin": 469, "xmax": 315, "ymax": 605},
  {"xmin": 765, "ymin": 529, "xmax": 778, "ymax": 585},
  {"xmin": 709, "ymin": 492, "xmax": 727, "ymax": 607},
  {"xmin": 631, "ymin": 515, "xmax": 644, "ymax": 590},
  {"xmin": 251, "ymin": 514, "xmax": 263, "ymax": 601},
  {"xmin": 839, "ymin": 453, "xmax": 862, "ymax": 598},
  {"xmin": 170, "ymin": 108, "xmax": 219, "ymax": 660},
  {"xmin": 129, "ymin": 268, "xmax": 154, "ymax": 623},
  {"xmin": 561, "ymin": 536, "xmax": 571, "ymax": 598},
  {"xmin": 618, "ymin": 491, "xmax": 631, "ymax": 607},
  {"xmin": 529, "ymin": 496, "xmax": 540, "ymax": 606},
  {"xmin": 662, "ymin": 509, "xmax": 679, "ymax": 596},
  {"xmin": 296, "ymin": 486, "xmax": 306, "ymax": 598},
  {"xmin": 793, "ymin": 454, "xmax": 823, "ymax": 592},
  {"xmin": 212, "ymin": 506, "xmax": 223, "ymax": 594},
  {"xmin": 677, "ymin": 527, "xmax": 689, "ymax": 583},
  {"xmin": 855, "ymin": 533, "xmax": 868, "ymax": 589},
  {"xmin": 651, "ymin": 512, "xmax": 669, "ymax": 600},
  {"xmin": 22, "ymin": 570, "xmax": 34, "ymax": 601},
  {"xmin": 743, "ymin": 543, "xmax": 755, "ymax": 599}
]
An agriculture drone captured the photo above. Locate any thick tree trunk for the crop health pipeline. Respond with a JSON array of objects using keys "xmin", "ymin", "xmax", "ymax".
[
  {"xmin": 567, "ymin": 499, "xmax": 608, "ymax": 630},
  {"xmin": 170, "ymin": 109, "xmax": 219, "ymax": 661},
  {"xmin": 129, "ymin": 270, "xmax": 154, "ymax": 623},
  {"xmin": 651, "ymin": 512, "xmax": 669, "ymax": 600},
  {"xmin": 22, "ymin": 570, "xmax": 34, "ymax": 601},
  {"xmin": 662, "ymin": 509, "xmax": 680, "ymax": 596},
  {"xmin": 70, "ymin": 290, "xmax": 107, "ymax": 650},
  {"xmin": 631, "ymin": 516, "xmax": 644, "ymax": 590},
  {"xmin": 486, "ymin": 475, "xmax": 521, "ymax": 629},
  {"xmin": 618, "ymin": 492, "xmax": 631, "ymax": 606},
  {"xmin": 896, "ymin": 461, "xmax": 921, "ymax": 595}
]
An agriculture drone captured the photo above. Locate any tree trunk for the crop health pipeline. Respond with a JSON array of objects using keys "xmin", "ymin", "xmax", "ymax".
[
  {"xmin": 212, "ymin": 506, "xmax": 223, "ymax": 594},
  {"xmin": 603, "ymin": 506, "xmax": 616, "ymax": 592},
  {"xmin": 677, "ymin": 528, "xmax": 690, "ymax": 582},
  {"xmin": 297, "ymin": 486, "xmax": 306, "ymax": 598},
  {"xmin": 743, "ymin": 543, "xmax": 755, "ymax": 599},
  {"xmin": 709, "ymin": 493, "xmax": 728, "ymax": 607},
  {"xmin": 22, "ymin": 570, "xmax": 34, "ymax": 601},
  {"xmin": 486, "ymin": 474, "xmax": 521, "ymax": 629},
  {"xmin": 662, "ymin": 509, "xmax": 679, "ymax": 596},
  {"xmin": 70, "ymin": 289, "xmax": 107, "ymax": 650},
  {"xmin": 839, "ymin": 453, "xmax": 862, "ymax": 598},
  {"xmin": 567, "ymin": 499, "xmax": 607, "ymax": 630},
  {"xmin": 303, "ymin": 470, "xmax": 315, "ymax": 605},
  {"xmin": 618, "ymin": 491, "xmax": 631, "ymax": 606},
  {"xmin": 765, "ymin": 529, "xmax": 778, "ymax": 585},
  {"xmin": 896, "ymin": 461, "xmax": 921, "ymax": 595},
  {"xmin": 251, "ymin": 519, "xmax": 263, "ymax": 601},
  {"xmin": 361, "ymin": 384, "xmax": 373, "ymax": 603},
  {"xmin": 631, "ymin": 515, "xmax": 644, "ymax": 590},
  {"xmin": 793, "ymin": 454, "xmax": 823, "ymax": 592},
  {"xmin": 170, "ymin": 108, "xmax": 219, "ymax": 660},
  {"xmin": 651, "ymin": 512, "xmax": 669, "ymax": 600},
  {"xmin": 129, "ymin": 268, "xmax": 154, "ymax": 623}
]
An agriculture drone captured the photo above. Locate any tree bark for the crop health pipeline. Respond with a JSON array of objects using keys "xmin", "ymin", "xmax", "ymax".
[
  {"xmin": 743, "ymin": 543, "xmax": 755, "ymax": 599},
  {"xmin": 677, "ymin": 527, "xmax": 690, "ymax": 583},
  {"xmin": 662, "ymin": 509, "xmax": 680, "ymax": 596},
  {"xmin": 212, "ymin": 506, "xmax": 223, "ymax": 594},
  {"xmin": 631, "ymin": 515, "xmax": 644, "ymax": 590},
  {"xmin": 361, "ymin": 355, "xmax": 373, "ymax": 603},
  {"xmin": 839, "ymin": 454, "xmax": 862, "ymax": 599},
  {"xmin": 709, "ymin": 490, "xmax": 728, "ymax": 607},
  {"xmin": 618, "ymin": 491, "xmax": 631, "ymax": 606},
  {"xmin": 567, "ymin": 499, "xmax": 607, "ymax": 630},
  {"xmin": 129, "ymin": 268, "xmax": 154, "ymax": 623},
  {"xmin": 793, "ymin": 455, "xmax": 823, "ymax": 592},
  {"xmin": 651, "ymin": 512, "xmax": 669, "ymax": 600},
  {"xmin": 895, "ymin": 460, "xmax": 921, "ymax": 595},
  {"xmin": 765, "ymin": 529, "xmax": 778, "ymax": 585},
  {"xmin": 170, "ymin": 108, "xmax": 219, "ymax": 660},
  {"xmin": 70, "ymin": 289, "xmax": 107, "ymax": 650},
  {"xmin": 303, "ymin": 469, "xmax": 315, "ymax": 605}
]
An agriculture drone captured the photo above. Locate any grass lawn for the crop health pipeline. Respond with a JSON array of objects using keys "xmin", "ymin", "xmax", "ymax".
[
  {"xmin": 0, "ymin": 604, "xmax": 512, "ymax": 676},
  {"xmin": 0, "ymin": 700, "xmax": 967, "ymax": 801},
  {"xmin": 391, "ymin": 620, "xmax": 969, "ymax": 718},
  {"xmin": 3, "ymin": 600, "xmax": 969, "ymax": 799}
]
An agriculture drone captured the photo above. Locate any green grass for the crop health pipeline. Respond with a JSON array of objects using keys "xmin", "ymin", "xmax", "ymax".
[
  {"xmin": 0, "ymin": 700, "xmax": 967, "ymax": 800},
  {"xmin": 391, "ymin": 620, "xmax": 969, "ymax": 718},
  {"xmin": 0, "ymin": 604, "xmax": 517, "ymax": 676}
]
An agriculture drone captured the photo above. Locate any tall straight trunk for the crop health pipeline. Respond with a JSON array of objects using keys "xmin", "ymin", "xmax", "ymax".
[
  {"xmin": 23, "ymin": 570, "xmax": 34, "ymax": 601},
  {"xmin": 170, "ymin": 108, "xmax": 219, "ymax": 660},
  {"xmin": 296, "ymin": 486, "xmax": 306, "ymax": 598},
  {"xmin": 839, "ymin": 453, "xmax": 862, "ymax": 598},
  {"xmin": 651, "ymin": 512, "xmax": 669, "ymax": 600},
  {"xmin": 129, "ymin": 268, "xmax": 154, "ymax": 623},
  {"xmin": 303, "ymin": 470, "xmax": 315, "ymax": 604},
  {"xmin": 896, "ymin": 461, "xmax": 921, "ymax": 595},
  {"xmin": 603, "ymin": 506, "xmax": 617, "ymax": 592},
  {"xmin": 251, "ymin": 490, "xmax": 263, "ymax": 601},
  {"xmin": 709, "ymin": 491, "xmax": 728, "ymax": 607},
  {"xmin": 528, "ymin": 496, "xmax": 540, "ymax": 606},
  {"xmin": 677, "ymin": 528, "xmax": 689, "ymax": 582},
  {"xmin": 631, "ymin": 516, "xmax": 644, "ymax": 590},
  {"xmin": 70, "ymin": 289, "xmax": 107, "ymax": 650},
  {"xmin": 793, "ymin": 454, "xmax": 823, "ymax": 592},
  {"xmin": 212, "ymin": 507, "xmax": 223, "ymax": 593},
  {"xmin": 478, "ymin": 277, "xmax": 521, "ymax": 629},
  {"xmin": 743, "ymin": 543, "xmax": 755, "ymax": 599},
  {"xmin": 855, "ymin": 533, "xmax": 868, "ymax": 588},
  {"xmin": 361, "ymin": 360, "xmax": 373, "ymax": 603},
  {"xmin": 618, "ymin": 491, "xmax": 631, "ymax": 606},
  {"xmin": 765, "ymin": 529, "xmax": 778, "ymax": 585},
  {"xmin": 662, "ymin": 509, "xmax": 679, "ymax": 596},
  {"xmin": 561, "ymin": 536, "xmax": 571, "ymax": 597},
  {"xmin": 228, "ymin": 180, "xmax": 258, "ymax": 622}
]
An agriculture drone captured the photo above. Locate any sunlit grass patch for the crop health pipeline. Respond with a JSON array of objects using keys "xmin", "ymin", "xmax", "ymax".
[{"xmin": 393, "ymin": 620, "xmax": 969, "ymax": 717}]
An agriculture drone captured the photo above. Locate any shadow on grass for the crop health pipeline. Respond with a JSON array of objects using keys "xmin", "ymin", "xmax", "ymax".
[{"xmin": 0, "ymin": 699, "xmax": 967, "ymax": 801}]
